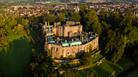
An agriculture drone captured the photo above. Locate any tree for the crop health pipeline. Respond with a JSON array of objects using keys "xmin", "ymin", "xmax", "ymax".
[
  {"xmin": 81, "ymin": 9, "xmax": 102, "ymax": 34},
  {"xmin": 79, "ymin": 52, "xmax": 91, "ymax": 65},
  {"xmin": 91, "ymin": 20, "xmax": 102, "ymax": 34},
  {"xmin": 30, "ymin": 53, "xmax": 54, "ymax": 77},
  {"xmin": 111, "ymin": 35, "xmax": 127, "ymax": 63},
  {"xmin": 107, "ymin": 10, "xmax": 122, "ymax": 30},
  {"xmin": 45, "ymin": 14, "xmax": 56, "ymax": 23},
  {"xmin": 56, "ymin": 13, "xmax": 65, "ymax": 22},
  {"xmin": 70, "ymin": 12, "xmax": 80, "ymax": 22},
  {"xmin": 17, "ymin": 17, "xmax": 29, "ymax": 28},
  {"xmin": 101, "ymin": 9, "xmax": 138, "ymax": 63},
  {"xmin": 121, "ymin": 11, "xmax": 138, "ymax": 44},
  {"xmin": 78, "ymin": 50, "xmax": 102, "ymax": 65}
]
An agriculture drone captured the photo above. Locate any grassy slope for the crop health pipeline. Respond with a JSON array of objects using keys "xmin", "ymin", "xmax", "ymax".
[{"xmin": 91, "ymin": 60, "xmax": 122, "ymax": 77}]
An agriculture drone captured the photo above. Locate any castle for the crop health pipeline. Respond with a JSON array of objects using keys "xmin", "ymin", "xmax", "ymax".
[{"xmin": 43, "ymin": 21, "xmax": 99, "ymax": 59}]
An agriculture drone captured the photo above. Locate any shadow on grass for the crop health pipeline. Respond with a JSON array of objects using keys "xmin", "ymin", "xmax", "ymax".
[{"xmin": 0, "ymin": 37, "xmax": 32, "ymax": 77}]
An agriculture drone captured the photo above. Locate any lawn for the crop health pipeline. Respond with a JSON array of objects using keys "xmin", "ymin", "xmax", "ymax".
[{"xmin": 90, "ymin": 60, "xmax": 122, "ymax": 77}]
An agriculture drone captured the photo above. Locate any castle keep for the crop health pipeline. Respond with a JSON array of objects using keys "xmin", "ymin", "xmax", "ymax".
[{"xmin": 44, "ymin": 21, "xmax": 99, "ymax": 58}]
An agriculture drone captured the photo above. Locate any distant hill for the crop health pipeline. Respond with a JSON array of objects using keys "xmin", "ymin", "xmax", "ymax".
[
  {"xmin": 0, "ymin": 0, "xmax": 138, "ymax": 3},
  {"xmin": 107, "ymin": 0, "xmax": 137, "ymax": 2}
]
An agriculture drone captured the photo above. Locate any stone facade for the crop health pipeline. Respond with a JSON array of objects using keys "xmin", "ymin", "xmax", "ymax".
[
  {"xmin": 45, "ymin": 21, "xmax": 82, "ymax": 37},
  {"xmin": 44, "ymin": 21, "xmax": 99, "ymax": 59},
  {"xmin": 47, "ymin": 36, "xmax": 99, "ymax": 58}
]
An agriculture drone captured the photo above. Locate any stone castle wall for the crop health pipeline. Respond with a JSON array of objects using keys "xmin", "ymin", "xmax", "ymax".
[
  {"xmin": 63, "ymin": 25, "xmax": 82, "ymax": 37},
  {"xmin": 47, "ymin": 36, "xmax": 99, "ymax": 58},
  {"xmin": 52, "ymin": 24, "xmax": 82, "ymax": 37}
]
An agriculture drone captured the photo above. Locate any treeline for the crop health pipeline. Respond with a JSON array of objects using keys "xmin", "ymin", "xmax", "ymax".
[
  {"xmin": 0, "ymin": 12, "xmax": 34, "ymax": 77},
  {"xmin": 0, "ymin": 13, "xmax": 30, "ymax": 49},
  {"xmin": 99, "ymin": 9, "xmax": 138, "ymax": 63}
]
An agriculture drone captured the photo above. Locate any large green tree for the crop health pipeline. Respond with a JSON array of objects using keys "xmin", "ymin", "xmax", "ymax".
[
  {"xmin": 80, "ymin": 9, "xmax": 102, "ymax": 34},
  {"xmin": 70, "ymin": 12, "xmax": 80, "ymax": 22}
]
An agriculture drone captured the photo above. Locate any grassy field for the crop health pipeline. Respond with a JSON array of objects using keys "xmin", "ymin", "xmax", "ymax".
[{"xmin": 89, "ymin": 60, "xmax": 122, "ymax": 77}]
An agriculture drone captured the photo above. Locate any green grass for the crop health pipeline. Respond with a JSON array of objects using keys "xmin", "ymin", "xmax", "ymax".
[
  {"xmin": 99, "ymin": 63, "xmax": 114, "ymax": 73},
  {"xmin": 90, "ymin": 60, "xmax": 122, "ymax": 77},
  {"xmin": 91, "ymin": 66, "xmax": 110, "ymax": 77}
]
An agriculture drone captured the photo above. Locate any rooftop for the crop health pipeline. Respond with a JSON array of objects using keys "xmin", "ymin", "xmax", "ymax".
[{"xmin": 47, "ymin": 32, "xmax": 97, "ymax": 47}]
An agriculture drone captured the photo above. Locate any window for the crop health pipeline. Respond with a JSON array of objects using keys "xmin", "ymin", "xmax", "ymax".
[
  {"xmin": 56, "ymin": 48, "xmax": 58, "ymax": 51},
  {"xmin": 93, "ymin": 42, "xmax": 95, "ymax": 45}
]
